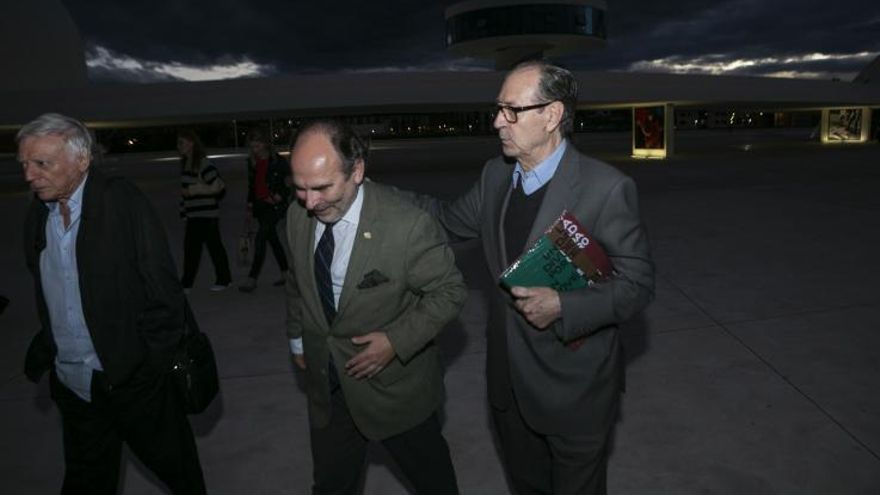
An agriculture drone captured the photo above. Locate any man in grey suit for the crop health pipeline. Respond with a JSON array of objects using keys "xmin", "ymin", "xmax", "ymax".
[
  {"xmin": 285, "ymin": 119, "xmax": 467, "ymax": 494},
  {"xmin": 422, "ymin": 60, "xmax": 655, "ymax": 494}
]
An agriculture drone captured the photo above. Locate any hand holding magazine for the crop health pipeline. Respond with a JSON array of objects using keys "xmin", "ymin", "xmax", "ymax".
[{"xmin": 500, "ymin": 211, "xmax": 613, "ymax": 349}]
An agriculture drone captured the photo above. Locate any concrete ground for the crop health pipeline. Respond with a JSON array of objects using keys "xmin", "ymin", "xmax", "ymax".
[{"xmin": 1, "ymin": 129, "xmax": 879, "ymax": 494}]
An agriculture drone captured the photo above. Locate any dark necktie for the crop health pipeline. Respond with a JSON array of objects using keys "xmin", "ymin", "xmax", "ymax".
[
  {"xmin": 314, "ymin": 222, "xmax": 336, "ymax": 325},
  {"xmin": 314, "ymin": 222, "xmax": 342, "ymax": 390}
]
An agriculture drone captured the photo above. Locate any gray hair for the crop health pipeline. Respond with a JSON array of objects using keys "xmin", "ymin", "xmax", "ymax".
[
  {"xmin": 16, "ymin": 113, "xmax": 93, "ymax": 161},
  {"xmin": 511, "ymin": 60, "xmax": 578, "ymax": 136}
]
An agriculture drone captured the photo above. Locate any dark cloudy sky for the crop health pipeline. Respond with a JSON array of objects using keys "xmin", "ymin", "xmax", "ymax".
[{"xmin": 67, "ymin": 0, "xmax": 880, "ymax": 83}]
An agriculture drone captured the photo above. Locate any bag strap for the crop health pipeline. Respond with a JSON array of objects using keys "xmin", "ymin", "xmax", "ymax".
[{"xmin": 182, "ymin": 297, "xmax": 201, "ymax": 336}]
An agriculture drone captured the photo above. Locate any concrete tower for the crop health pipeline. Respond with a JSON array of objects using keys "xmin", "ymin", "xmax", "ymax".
[{"xmin": 444, "ymin": 0, "xmax": 608, "ymax": 68}]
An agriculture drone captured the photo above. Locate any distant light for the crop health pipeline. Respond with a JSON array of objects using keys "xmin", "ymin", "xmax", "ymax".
[{"xmin": 207, "ymin": 153, "xmax": 248, "ymax": 159}]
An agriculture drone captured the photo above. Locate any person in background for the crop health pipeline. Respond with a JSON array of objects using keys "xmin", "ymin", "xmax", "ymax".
[
  {"xmin": 178, "ymin": 129, "xmax": 231, "ymax": 293},
  {"xmin": 239, "ymin": 128, "xmax": 290, "ymax": 293}
]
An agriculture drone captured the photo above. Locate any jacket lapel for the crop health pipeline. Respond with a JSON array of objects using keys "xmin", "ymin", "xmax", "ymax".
[
  {"xmin": 31, "ymin": 202, "xmax": 49, "ymax": 257},
  {"xmin": 526, "ymin": 145, "xmax": 580, "ymax": 247},
  {"xmin": 294, "ymin": 211, "xmax": 326, "ymax": 330},
  {"xmin": 483, "ymin": 162, "xmax": 514, "ymax": 276},
  {"xmin": 76, "ymin": 171, "xmax": 100, "ymax": 271},
  {"xmin": 494, "ymin": 179, "xmax": 515, "ymax": 271}
]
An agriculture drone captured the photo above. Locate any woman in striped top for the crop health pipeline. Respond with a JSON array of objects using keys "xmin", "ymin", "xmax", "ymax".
[{"xmin": 178, "ymin": 130, "xmax": 231, "ymax": 292}]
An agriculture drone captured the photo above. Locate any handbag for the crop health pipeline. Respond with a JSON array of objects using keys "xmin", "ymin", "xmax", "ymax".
[
  {"xmin": 237, "ymin": 234, "xmax": 252, "ymax": 267},
  {"xmin": 186, "ymin": 160, "xmax": 226, "ymax": 198},
  {"xmin": 202, "ymin": 175, "xmax": 226, "ymax": 196},
  {"xmin": 171, "ymin": 299, "xmax": 220, "ymax": 414},
  {"xmin": 237, "ymin": 214, "xmax": 257, "ymax": 266},
  {"xmin": 187, "ymin": 175, "xmax": 226, "ymax": 196}
]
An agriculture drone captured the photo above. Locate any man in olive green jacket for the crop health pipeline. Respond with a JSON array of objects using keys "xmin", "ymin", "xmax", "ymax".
[{"xmin": 285, "ymin": 119, "xmax": 466, "ymax": 495}]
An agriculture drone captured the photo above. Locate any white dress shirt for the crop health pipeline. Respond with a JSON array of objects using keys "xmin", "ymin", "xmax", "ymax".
[{"xmin": 290, "ymin": 185, "xmax": 364, "ymax": 355}]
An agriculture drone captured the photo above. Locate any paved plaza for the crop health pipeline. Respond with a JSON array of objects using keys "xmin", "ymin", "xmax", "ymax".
[{"xmin": 1, "ymin": 129, "xmax": 879, "ymax": 494}]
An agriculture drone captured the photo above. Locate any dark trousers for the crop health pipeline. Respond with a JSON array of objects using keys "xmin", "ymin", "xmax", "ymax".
[
  {"xmin": 310, "ymin": 388, "xmax": 460, "ymax": 495},
  {"xmin": 182, "ymin": 217, "xmax": 231, "ymax": 288},
  {"xmin": 492, "ymin": 399, "xmax": 611, "ymax": 495},
  {"xmin": 50, "ymin": 368, "xmax": 206, "ymax": 495},
  {"xmin": 248, "ymin": 203, "xmax": 288, "ymax": 279}
]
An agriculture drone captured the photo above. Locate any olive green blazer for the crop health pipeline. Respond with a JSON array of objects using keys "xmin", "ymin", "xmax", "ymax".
[{"xmin": 285, "ymin": 181, "xmax": 466, "ymax": 440}]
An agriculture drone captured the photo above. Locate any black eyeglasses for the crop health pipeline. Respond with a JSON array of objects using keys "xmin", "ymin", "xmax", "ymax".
[{"xmin": 492, "ymin": 101, "xmax": 555, "ymax": 123}]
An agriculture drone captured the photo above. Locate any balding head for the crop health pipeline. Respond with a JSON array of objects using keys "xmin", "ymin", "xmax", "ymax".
[{"xmin": 290, "ymin": 120, "xmax": 365, "ymax": 224}]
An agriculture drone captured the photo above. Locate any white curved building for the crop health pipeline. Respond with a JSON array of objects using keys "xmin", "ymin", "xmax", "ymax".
[{"xmin": 0, "ymin": 0, "xmax": 877, "ymax": 157}]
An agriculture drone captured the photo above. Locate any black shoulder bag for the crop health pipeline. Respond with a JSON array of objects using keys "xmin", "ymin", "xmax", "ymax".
[{"xmin": 171, "ymin": 299, "xmax": 220, "ymax": 414}]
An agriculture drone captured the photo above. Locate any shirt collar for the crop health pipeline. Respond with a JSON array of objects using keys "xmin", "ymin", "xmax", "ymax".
[
  {"xmin": 47, "ymin": 172, "xmax": 88, "ymax": 215},
  {"xmin": 512, "ymin": 139, "xmax": 567, "ymax": 195},
  {"xmin": 336, "ymin": 183, "xmax": 364, "ymax": 228}
]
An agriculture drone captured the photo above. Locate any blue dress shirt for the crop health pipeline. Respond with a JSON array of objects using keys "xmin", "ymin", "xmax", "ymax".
[
  {"xmin": 512, "ymin": 140, "xmax": 567, "ymax": 195},
  {"xmin": 40, "ymin": 175, "xmax": 103, "ymax": 402}
]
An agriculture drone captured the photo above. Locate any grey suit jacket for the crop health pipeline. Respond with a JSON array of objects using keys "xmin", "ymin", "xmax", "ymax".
[
  {"xmin": 430, "ymin": 143, "xmax": 654, "ymax": 435},
  {"xmin": 285, "ymin": 182, "xmax": 466, "ymax": 440}
]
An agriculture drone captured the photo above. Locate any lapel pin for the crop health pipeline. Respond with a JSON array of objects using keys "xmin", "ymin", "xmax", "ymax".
[{"xmin": 363, "ymin": 232, "xmax": 372, "ymax": 239}]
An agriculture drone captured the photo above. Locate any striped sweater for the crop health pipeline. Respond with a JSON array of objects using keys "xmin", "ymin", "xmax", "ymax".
[{"xmin": 180, "ymin": 158, "xmax": 223, "ymax": 219}]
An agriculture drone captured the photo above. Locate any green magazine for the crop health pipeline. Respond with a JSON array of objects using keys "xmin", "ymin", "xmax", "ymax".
[{"xmin": 500, "ymin": 210, "xmax": 612, "ymax": 291}]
